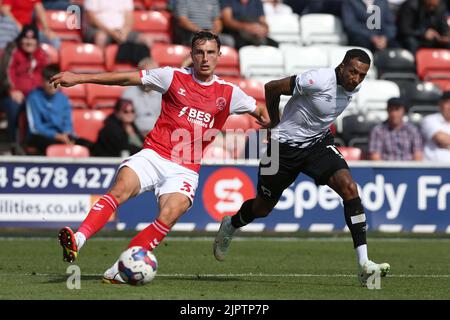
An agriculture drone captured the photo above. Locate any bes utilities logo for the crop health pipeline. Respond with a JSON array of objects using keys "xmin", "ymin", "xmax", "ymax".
[
  {"xmin": 202, "ymin": 168, "xmax": 255, "ymax": 221},
  {"xmin": 178, "ymin": 106, "xmax": 215, "ymax": 128}
]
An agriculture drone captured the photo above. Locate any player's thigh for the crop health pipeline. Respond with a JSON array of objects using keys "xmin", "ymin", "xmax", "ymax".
[
  {"xmin": 108, "ymin": 166, "xmax": 142, "ymax": 204},
  {"xmin": 301, "ymin": 142, "xmax": 349, "ymax": 186}
]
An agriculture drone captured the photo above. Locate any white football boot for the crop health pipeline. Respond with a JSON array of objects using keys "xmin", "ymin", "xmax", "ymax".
[
  {"xmin": 102, "ymin": 260, "xmax": 126, "ymax": 284},
  {"xmin": 213, "ymin": 216, "xmax": 236, "ymax": 261},
  {"xmin": 358, "ymin": 260, "xmax": 391, "ymax": 286}
]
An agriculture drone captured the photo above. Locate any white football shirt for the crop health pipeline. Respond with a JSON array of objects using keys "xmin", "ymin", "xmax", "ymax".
[{"xmin": 271, "ymin": 68, "xmax": 361, "ymax": 147}]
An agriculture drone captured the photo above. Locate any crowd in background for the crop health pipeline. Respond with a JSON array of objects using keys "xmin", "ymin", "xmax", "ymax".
[{"xmin": 0, "ymin": 0, "xmax": 449, "ymax": 162}]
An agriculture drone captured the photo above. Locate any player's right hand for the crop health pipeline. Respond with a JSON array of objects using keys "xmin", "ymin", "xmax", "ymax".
[{"xmin": 50, "ymin": 71, "xmax": 80, "ymax": 88}]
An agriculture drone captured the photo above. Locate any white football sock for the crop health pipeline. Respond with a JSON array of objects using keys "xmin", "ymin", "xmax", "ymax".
[
  {"xmin": 75, "ymin": 232, "xmax": 86, "ymax": 250},
  {"xmin": 356, "ymin": 244, "xmax": 369, "ymax": 267}
]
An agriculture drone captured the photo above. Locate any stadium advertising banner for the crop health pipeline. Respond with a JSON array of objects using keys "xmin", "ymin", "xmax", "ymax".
[{"xmin": 0, "ymin": 157, "xmax": 449, "ymax": 233}]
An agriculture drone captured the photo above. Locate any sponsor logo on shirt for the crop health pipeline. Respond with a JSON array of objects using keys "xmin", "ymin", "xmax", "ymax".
[
  {"xmin": 178, "ymin": 106, "xmax": 215, "ymax": 128},
  {"xmin": 178, "ymin": 88, "xmax": 186, "ymax": 96}
]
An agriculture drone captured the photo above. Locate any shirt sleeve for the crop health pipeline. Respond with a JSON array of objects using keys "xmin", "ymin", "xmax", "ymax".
[
  {"xmin": 139, "ymin": 67, "xmax": 174, "ymax": 93},
  {"xmin": 229, "ymin": 85, "xmax": 257, "ymax": 115},
  {"xmin": 62, "ymin": 95, "xmax": 73, "ymax": 135},
  {"xmin": 124, "ymin": 0, "xmax": 134, "ymax": 10},
  {"xmin": 293, "ymin": 70, "xmax": 324, "ymax": 96},
  {"xmin": 421, "ymin": 115, "xmax": 441, "ymax": 141},
  {"xmin": 174, "ymin": 0, "xmax": 188, "ymax": 17}
]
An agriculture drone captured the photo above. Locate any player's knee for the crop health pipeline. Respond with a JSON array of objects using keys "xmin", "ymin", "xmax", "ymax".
[{"xmin": 341, "ymin": 180, "xmax": 359, "ymax": 200}]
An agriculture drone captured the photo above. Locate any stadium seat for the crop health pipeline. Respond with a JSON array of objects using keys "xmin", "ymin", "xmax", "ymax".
[
  {"xmin": 327, "ymin": 46, "xmax": 376, "ymax": 79},
  {"xmin": 61, "ymin": 84, "xmax": 88, "ymax": 108},
  {"xmin": 222, "ymin": 114, "xmax": 251, "ymax": 131},
  {"xmin": 405, "ymin": 82, "xmax": 442, "ymax": 124},
  {"xmin": 404, "ymin": 81, "xmax": 442, "ymax": 107},
  {"xmin": 60, "ymin": 43, "xmax": 106, "ymax": 73},
  {"xmin": 104, "ymin": 44, "xmax": 136, "ymax": 72},
  {"xmin": 44, "ymin": 10, "xmax": 82, "ymax": 42},
  {"xmin": 340, "ymin": 114, "xmax": 376, "ymax": 145},
  {"xmin": 149, "ymin": 0, "xmax": 169, "ymax": 10},
  {"xmin": 237, "ymin": 79, "xmax": 265, "ymax": 106},
  {"xmin": 41, "ymin": 43, "xmax": 59, "ymax": 64},
  {"xmin": 266, "ymin": 13, "xmax": 301, "ymax": 45},
  {"xmin": 336, "ymin": 146, "xmax": 362, "ymax": 161},
  {"xmin": 133, "ymin": 11, "xmax": 172, "ymax": 43},
  {"xmin": 86, "ymin": 84, "xmax": 126, "ymax": 109},
  {"xmin": 416, "ymin": 49, "xmax": 450, "ymax": 90},
  {"xmin": 300, "ymin": 14, "xmax": 347, "ymax": 46},
  {"xmin": 216, "ymin": 46, "xmax": 240, "ymax": 77},
  {"xmin": 282, "ymin": 45, "xmax": 328, "ymax": 75},
  {"xmin": 72, "ymin": 109, "xmax": 113, "ymax": 142},
  {"xmin": 46, "ymin": 144, "xmax": 90, "ymax": 157},
  {"xmin": 151, "ymin": 43, "xmax": 190, "ymax": 67},
  {"xmin": 357, "ymin": 79, "xmax": 401, "ymax": 114},
  {"xmin": 239, "ymin": 45, "xmax": 284, "ymax": 83},
  {"xmin": 374, "ymin": 48, "xmax": 417, "ymax": 82}
]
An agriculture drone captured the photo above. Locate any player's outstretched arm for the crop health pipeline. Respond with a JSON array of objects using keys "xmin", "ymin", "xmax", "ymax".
[
  {"xmin": 50, "ymin": 71, "xmax": 142, "ymax": 88},
  {"xmin": 264, "ymin": 76, "xmax": 295, "ymax": 128}
]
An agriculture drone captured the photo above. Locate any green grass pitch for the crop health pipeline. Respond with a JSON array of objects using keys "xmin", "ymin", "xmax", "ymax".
[{"xmin": 1, "ymin": 232, "xmax": 450, "ymax": 300}]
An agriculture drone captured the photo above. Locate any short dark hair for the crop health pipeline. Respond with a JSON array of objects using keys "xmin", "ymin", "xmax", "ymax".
[
  {"xmin": 191, "ymin": 30, "xmax": 221, "ymax": 51},
  {"xmin": 42, "ymin": 64, "xmax": 60, "ymax": 80},
  {"xmin": 342, "ymin": 49, "xmax": 371, "ymax": 66}
]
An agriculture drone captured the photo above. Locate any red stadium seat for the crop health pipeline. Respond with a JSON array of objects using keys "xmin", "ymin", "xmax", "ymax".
[
  {"xmin": 133, "ymin": 11, "xmax": 172, "ymax": 44},
  {"xmin": 337, "ymin": 146, "xmax": 362, "ymax": 161},
  {"xmin": 72, "ymin": 109, "xmax": 113, "ymax": 142},
  {"xmin": 151, "ymin": 43, "xmax": 190, "ymax": 67},
  {"xmin": 222, "ymin": 114, "xmax": 252, "ymax": 131},
  {"xmin": 149, "ymin": 0, "xmax": 169, "ymax": 10},
  {"xmin": 104, "ymin": 44, "xmax": 137, "ymax": 72},
  {"xmin": 60, "ymin": 43, "xmax": 106, "ymax": 73},
  {"xmin": 216, "ymin": 46, "xmax": 240, "ymax": 77},
  {"xmin": 44, "ymin": 10, "xmax": 82, "ymax": 42},
  {"xmin": 46, "ymin": 144, "xmax": 90, "ymax": 157},
  {"xmin": 238, "ymin": 79, "xmax": 265, "ymax": 105},
  {"xmin": 445, "ymin": 81, "xmax": 450, "ymax": 92},
  {"xmin": 41, "ymin": 43, "xmax": 59, "ymax": 64},
  {"xmin": 61, "ymin": 84, "xmax": 88, "ymax": 108},
  {"xmin": 416, "ymin": 49, "xmax": 450, "ymax": 90},
  {"xmin": 86, "ymin": 84, "xmax": 126, "ymax": 109}
]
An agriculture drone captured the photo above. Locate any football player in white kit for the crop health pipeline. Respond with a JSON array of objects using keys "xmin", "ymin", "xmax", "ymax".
[{"xmin": 214, "ymin": 49, "xmax": 391, "ymax": 286}]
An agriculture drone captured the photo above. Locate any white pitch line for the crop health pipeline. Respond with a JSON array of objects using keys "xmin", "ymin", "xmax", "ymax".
[{"xmin": 1, "ymin": 273, "xmax": 450, "ymax": 279}]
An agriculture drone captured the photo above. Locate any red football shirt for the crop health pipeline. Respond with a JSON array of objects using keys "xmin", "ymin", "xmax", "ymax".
[
  {"xmin": 3, "ymin": 0, "xmax": 41, "ymax": 26},
  {"xmin": 139, "ymin": 67, "xmax": 257, "ymax": 172}
]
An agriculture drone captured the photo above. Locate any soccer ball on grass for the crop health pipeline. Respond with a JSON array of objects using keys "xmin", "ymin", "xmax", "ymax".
[{"xmin": 118, "ymin": 246, "xmax": 158, "ymax": 285}]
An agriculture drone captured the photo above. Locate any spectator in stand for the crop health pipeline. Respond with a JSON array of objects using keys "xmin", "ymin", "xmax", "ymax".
[
  {"xmin": 220, "ymin": 0, "xmax": 278, "ymax": 49},
  {"xmin": 263, "ymin": 0, "xmax": 293, "ymax": 15},
  {"xmin": 369, "ymin": 97, "xmax": 423, "ymax": 160},
  {"xmin": 26, "ymin": 64, "xmax": 92, "ymax": 155},
  {"xmin": 91, "ymin": 99, "xmax": 144, "ymax": 157},
  {"xmin": 0, "ymin": 25, "xmax": 48, "ymax": 146},
  {"xmin": 121, "ymin": 57, "xmax": 162, "ymax": 136},
  {"xmin": 173, "ymin": 0, "xmax": 235, "ymax": 47},
  {"xmin": 398, "ymin": 0, "xmax": 450, "ymax": 54},
  {"xmin": 84, "ymin": 0, "xmax": 154, "ymax": 49},
  {"xmin": 0, "ymin": 0, "xmax": 61, "ymax": 49},
  {"xmin": 342, "ymin": 0, "xmax": 398, "ymax": 52},
  {"xmin": 387, "ymin": 0, "xmax": 408, "ymax": 13},
  {"xmin": 303, "ymin": 0, "xmax": 343, "ymax": 15},
  {"xmin": 282, "ymin": 0, "xmax": 309, "ymax": 14},
  {"xmin": 421, "ymin": 91, "xmax": 450, "ymax": 162},
  {"xmin": 0, "ymin": 10, "xmax": 19, "ymax": 51}
]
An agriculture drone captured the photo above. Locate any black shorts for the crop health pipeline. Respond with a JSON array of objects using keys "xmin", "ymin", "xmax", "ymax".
[{"xmin": 257, "ymin": 134, "xmax": 349, "ymax": 202}]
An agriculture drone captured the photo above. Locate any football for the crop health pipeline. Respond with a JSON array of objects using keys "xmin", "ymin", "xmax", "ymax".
[{"xmin": 118, "ymin": 246, "xmax": 158, "ymax": 285}]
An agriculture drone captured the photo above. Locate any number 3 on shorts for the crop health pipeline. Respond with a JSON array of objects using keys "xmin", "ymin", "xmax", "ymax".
[{"xmin": 180, "ymin": 181, "xmax": 192, "ymax": 193}]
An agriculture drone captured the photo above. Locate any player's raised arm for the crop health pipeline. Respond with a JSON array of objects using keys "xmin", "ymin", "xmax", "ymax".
[
  {"xmin": 50, "ymin": 71, "xmax": 142, "ymax": 88},
  {"xmin": 264, "ymin": 76, "xmax": 295, "ymax": 128}
]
